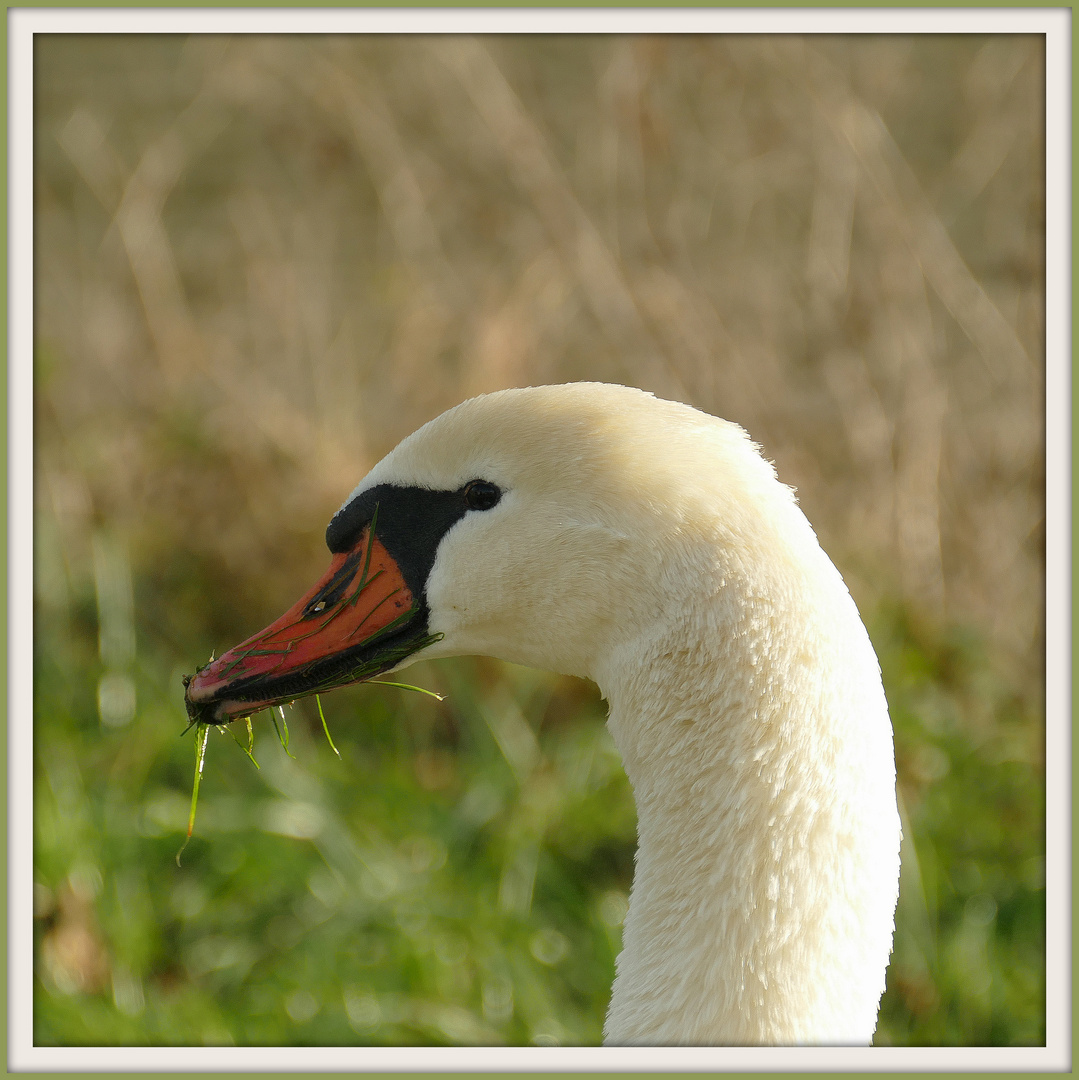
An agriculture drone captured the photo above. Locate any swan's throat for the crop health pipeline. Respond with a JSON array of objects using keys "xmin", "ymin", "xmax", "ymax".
[{"xmin": 597, "ymin": 593, "xmax": 899, "ymax": 1047}]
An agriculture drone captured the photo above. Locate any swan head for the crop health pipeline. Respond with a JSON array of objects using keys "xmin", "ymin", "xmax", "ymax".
[{"xmin": 184, "ymin": 383, "xmax": 792, "ymax": 723}]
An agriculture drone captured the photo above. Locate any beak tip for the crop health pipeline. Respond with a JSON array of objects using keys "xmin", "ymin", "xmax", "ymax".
[{"xmin": 184, "ymin": 685, "xmax": 217, "ymax": 726}]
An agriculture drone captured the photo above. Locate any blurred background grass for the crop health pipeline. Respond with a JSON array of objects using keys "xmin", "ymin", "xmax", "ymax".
[{"xmin": 33, "ymin": 34, "xmax": 1045, "ymax": 1046}]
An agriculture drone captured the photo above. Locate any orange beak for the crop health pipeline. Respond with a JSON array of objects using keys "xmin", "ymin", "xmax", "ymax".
[{"xmin": 184, "ymin": 526, "xmax": 433, "ymax": 725}]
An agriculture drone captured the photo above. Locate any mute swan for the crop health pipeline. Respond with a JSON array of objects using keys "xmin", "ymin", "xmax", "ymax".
[{"xmin": 185, "ymin": 383, "xmax": 901, "ymax": 1046}]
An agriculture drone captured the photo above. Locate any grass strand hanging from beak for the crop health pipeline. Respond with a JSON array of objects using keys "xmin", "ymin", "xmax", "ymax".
[
  {"xmin": 315, "ymin": 693, "xmax": 341, "ymax": 757},
  {"xmin": 228, "ymin": 716, "xmax": 260, "ymax": 769},
  {"xmin": 176, "ymin": 723, "xmax": 210, "ymax": 866},
  {"xmin": 270, "ymin": 706, "xmax": 296, "ymax": 759},
  {"xmin": 372, "ymin": 680, "xmax": 445, "ymax": 701}
]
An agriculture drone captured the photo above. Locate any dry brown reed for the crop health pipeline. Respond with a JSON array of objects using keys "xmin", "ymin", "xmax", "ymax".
[{"xmin": 35, "ymin": 34, "xmax": 1045, "ymax": 699}]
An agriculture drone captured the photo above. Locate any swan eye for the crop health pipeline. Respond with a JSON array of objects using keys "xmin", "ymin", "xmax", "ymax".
[{"xmin": 464, "ymin": 480, "xmax": 501, "ymax": 511}]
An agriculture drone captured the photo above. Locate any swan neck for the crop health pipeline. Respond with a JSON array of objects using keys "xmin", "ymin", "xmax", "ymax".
[{"xmin": 596, "ymin": 574, "xmax": 899, "ymax": 1046}]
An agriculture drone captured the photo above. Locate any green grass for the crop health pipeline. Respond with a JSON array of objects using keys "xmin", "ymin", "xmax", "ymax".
[
  {"xmin": 33, "ymin": 587, "xmax": 1044, "ymax": 1046},
  {"xmin": 34, "ymin": 597, "xmax": 635, "ymax": 1045},
  {"xmin": 874, "ymin": 607, "xmax": 1045, "ymax": 1045}
]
